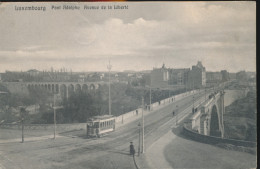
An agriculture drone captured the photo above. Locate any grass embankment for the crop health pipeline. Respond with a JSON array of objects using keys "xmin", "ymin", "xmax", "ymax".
[{"xmin": 221, "ymin": 90, "xmax": 256, "ymax": 154}]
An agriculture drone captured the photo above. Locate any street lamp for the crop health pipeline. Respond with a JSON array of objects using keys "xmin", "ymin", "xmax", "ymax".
[
  {"xmin": 149, "ymin": 86, "xmax": 152, "ymax": 111},
  {"xmin": 121, "ymin": 106, "xmax": 124, "ymax": 124},
  {"xmin": 53, "ymin": 94, "xmax": 63, "ymax": 139},
  {"xmin": 138, "ymin": 122, "xmax": 141, "ymax": 156},
  {"xmin": 205, "ymin": 87, "xmax": 206, "ymax": 102},
  {"xmin": 142, "ymin": 97, "xmax": 145, "ymax": 154},
  {"xmin": 19, "ymin": 106, "xmax": 26, "ymax": 143},
  {"xmin": 107, "ymin": 59, "xmax": 112, "ymax": 115},
  {"xmin": 175, "ymin": 105, "xmax": 178, "ymax": 125},
  {"xmin": 192, "ymin": 96, "xmax": 195, "ymax": 114},
  {"xmin": 53, "ymin": 94, "xmax": 57, "ymax": 139}
]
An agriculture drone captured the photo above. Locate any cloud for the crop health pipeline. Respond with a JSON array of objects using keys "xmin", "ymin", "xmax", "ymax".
[{"xmin": 0, "ymin": 2, "xmax": 256, "ymax": 72}]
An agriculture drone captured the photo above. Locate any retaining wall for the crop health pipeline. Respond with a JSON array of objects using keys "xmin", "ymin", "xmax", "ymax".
[
  {"xmin": 0, "ymin": 123, "xmax": 86, "ymax": 131},
  {"xmin": 183, "ymin": 123, "xmax": 256, "ymax": 147}
]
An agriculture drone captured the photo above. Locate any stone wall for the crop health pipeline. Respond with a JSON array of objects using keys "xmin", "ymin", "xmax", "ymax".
[
  {"xmin": 183, "ymin": 123, "xmax": 256, "ymax": 147},
  {"xmin": 0, "ymin": 123, "xmax": 86, "ymax": 131}
]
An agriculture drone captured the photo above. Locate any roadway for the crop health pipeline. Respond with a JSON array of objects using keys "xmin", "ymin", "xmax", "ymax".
[{"xmin": 0, "ymin": 89, "xmax": 254, "ymax": 169}]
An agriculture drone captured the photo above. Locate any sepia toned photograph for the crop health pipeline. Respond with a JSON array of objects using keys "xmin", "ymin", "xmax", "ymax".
[{"xmin": 0, "ymin": 1, "xmax": 256, "ymax": 169}]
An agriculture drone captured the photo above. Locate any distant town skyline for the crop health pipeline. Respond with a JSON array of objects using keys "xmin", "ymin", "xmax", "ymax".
[
  {"xmin": 0, "ymin": 2, "xmax": 256, "ymax": 73},
  {"xmin": 0, "ymin": 63, "xmax": 255, "ymax": 74}
]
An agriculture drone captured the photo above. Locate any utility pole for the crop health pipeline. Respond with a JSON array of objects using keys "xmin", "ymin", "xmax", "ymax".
[
  {"xmin": 168, "ymin": 89, "xmax": 170, "ymax": 103},
  {"xmin": 175, "ymin": 105, "xmax": 178, "ymax": 125},
  {"xmin": 149, "ymin": 86, "xmax": 152, "ymax": 111},
  {"xmin": 107, "ymin": 59, "xmax": 112, "ymax": 115},
  {"xmin": 19, "ymin": 107, "xmax": 25, "ymax": 143},
  {"xmin": 193, "ymin": 79, "xmax": 194, "ymax": 93},
  {"xmin": 121, "ymin": 106, "xmax": 124, "ymax": 124},
  {"xmin": 138, "ymin": 122, "xmax": 141, "ymax": 156},
  {"xmin": 205, "ymin": 87, "xmax": 206, "ymax": 102},
  {"xmin": 142, "ymin": 97, "xmax": 145, "ymax": 153},
  {"xmin": 193, "ymin": 96, "xmax": 195, "ymax": 114},
  {"xmin": 53, "ymin": 94, "xmax": 56, "ymax": 139},
  {"xmin": 21, "ymin": 116, "xmax": 24, "ymax": 143}
]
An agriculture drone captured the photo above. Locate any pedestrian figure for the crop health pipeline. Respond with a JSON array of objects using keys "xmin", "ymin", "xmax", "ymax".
[
  {"xmin": 130, "ymin": 142, "xmax": 135, "ymax": 156},
  {"xmin": 172, "ymin": 111, "xmax": 175, "ymax": 116}
]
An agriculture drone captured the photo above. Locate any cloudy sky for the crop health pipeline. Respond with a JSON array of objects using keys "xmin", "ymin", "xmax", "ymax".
[{"xmin": 0, "ymin": 1, "xmax": 256, "ymax": 73}]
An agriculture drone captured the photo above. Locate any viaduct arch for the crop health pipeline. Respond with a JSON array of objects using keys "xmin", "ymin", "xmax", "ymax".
[
  {"xmin": 26, "ymin": 82, "xmax": 106, "ymax": 99},
  {"xmin": 192, "ymin": 90, "xmax": 225, "ymax": 138}
]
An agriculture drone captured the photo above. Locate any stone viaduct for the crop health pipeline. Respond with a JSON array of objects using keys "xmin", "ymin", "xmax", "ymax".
[
  {"xmin": 27, "ymin": 82, "xmax": 109, "ymax": 99},
  {"xmin": 2, "ymin": 82, "xmax": 108, "ymax": 99},
  {"xmin": 190, "ymin": 90, "xmax": 225, "ymax": 138}
]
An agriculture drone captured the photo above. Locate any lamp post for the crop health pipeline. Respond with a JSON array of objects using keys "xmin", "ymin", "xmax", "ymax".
[
  {"xmin": 19, "ymin": 106, "xmax": 26, "ymax": 143},
  {"xmin": 142, "ymin": 97, "xmax": 145, "ymax": 153},
  {"xmin": 53, "ymin": 94, "xmax": 57, "ymax": 139},
  {"xmin": 149, "ymin": 86, "xmax": 152, "ymax": 111},
  {"xmin": 138, "ymin": 122, "xmax": 141, "ymax": 156},
  {"xmin": 205, "ymin": 87, "xmax": 206, "ymax": 102},
  {"xmin": 107, "ymin": 59, "xmax": 112, "ymax": 115},
  {"xmin": 175, "ymin": 105, "xmax": 178, "ymax": 125},
  {"xmin": 192, "ymin": 96, "xmax": 195, "ymax": 114},
  {"xmin": 121, "ymin": 106, "xmax": 124, "ymax": 124}
]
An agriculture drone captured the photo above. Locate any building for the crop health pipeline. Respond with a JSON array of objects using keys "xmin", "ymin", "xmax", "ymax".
[
  {"xmin": 151, "ymin": 64, "xmax": 169, "ymax": 88},
  {"xmin": 236, "ymin": 71, "xmax": 248, "ymax": 81},
  {"xmin": 187, "ymin": 61, "xmax": 206, "ymax": 88},
  {"xmin": 229, "ymin": 73, "xmax": 236, "ymax": 80},
  {"xmin": 206, "ymin": 72, "xmax": 222, "ymax": 84},
  {"xmin": 221, "ymin": 70, "xmax": 230, "ymax": 82},
  {"xmin": 168, "ymin": 68, "xmax": 190, "ymax": 86},
  {"xmin": 27, "ymin": 69, "xmax": 40, "ymax": 76}
]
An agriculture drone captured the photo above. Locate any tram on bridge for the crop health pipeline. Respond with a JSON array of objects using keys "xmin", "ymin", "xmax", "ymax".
[{"xmin": 86, "ymin": 115, "xmax": 116, "ymax": 138}]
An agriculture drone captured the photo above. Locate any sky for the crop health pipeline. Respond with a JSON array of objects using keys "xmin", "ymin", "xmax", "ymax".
[{"xmin": 0, "ymin": 1, "xmax": 256, "ymax": 73}]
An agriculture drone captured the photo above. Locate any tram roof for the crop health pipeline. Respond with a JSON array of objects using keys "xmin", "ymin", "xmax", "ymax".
[{"xmin": 87, "ymin": 115, "xmax": 114, "ymax": 121}]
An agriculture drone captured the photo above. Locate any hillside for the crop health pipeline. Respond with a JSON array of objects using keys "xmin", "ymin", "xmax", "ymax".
[{"xmin": 223, "ymin": 90, "xmax": 256, "ymax": 142}]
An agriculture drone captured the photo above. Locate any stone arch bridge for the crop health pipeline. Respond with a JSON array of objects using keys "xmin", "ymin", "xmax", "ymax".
[
  {"xmin": 190, "ymin": 90, "xmax": 225, "ymax": 138},
  {"xmin": 2, "ymin": 82, "xmax": 108, "ymax": 99},
  {"xmin": 27, "ymin": 82, "xmax": 109, "ymax": 99}
]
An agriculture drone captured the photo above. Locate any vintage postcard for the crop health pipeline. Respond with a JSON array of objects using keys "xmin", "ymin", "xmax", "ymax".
[{"xmin": 0, "ymin": 1, "xmax": 256, "ymax": 169}]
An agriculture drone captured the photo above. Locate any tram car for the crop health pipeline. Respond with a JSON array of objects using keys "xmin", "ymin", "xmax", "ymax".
[{"xmin": 86, "ymin": 115, "xmax": 116, "ymax": 138}]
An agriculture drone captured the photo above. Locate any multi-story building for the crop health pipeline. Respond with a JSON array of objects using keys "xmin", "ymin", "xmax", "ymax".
[
  {"xmin": 236, "ymin": 71, "xmax": 248, "ymax": 81},
  {"xmin": 168, "ymin": 68, "xmax": 190, "ymax": 86},
  {"xmin": 187, "ymin": 61, "xmax": 206, "ymax": 88},
  {"xmin": 221, "ymin": 70, "xmax": 230, "ymax": 82},
  {"xmin": 151, "ymin": 64, "xmax": 169, "ymax": 88},
  {"xmin": 206, "ymin": 72, "xmax": 222, "ymax": 84}
]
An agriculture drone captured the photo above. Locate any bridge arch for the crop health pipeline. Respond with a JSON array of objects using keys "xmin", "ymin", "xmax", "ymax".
[
  {"xmin": 209, "ymin": 105, "xmax": 221, "ymax": 137},
  {"xmin": 82, "ymin": 84, "xmax": 88, "ymax": 93},
  {"xmin": 75, "ymin": 84, "xmax": 81, "ymax": 94},
  {"xmin": 89, "ymin": 84, "xmax": 95, "ymax": 90},
  {"xmin": 55, "ymin": 84, "xmax": 59, "ymax": 93},
  {"xmin": 48, "ymin": 84, "xmax": 51, "ymax": 91},
  {"xmin": 51, "ymin": 84, "xmax": 55, "ymax": 93},
  {"xmin": 68, "ymin": 84, "xmax": 74, "ymax": 98},
  {"xmin": 60, "ymin": 84, "xmax": 67, "ymax": 99}
]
